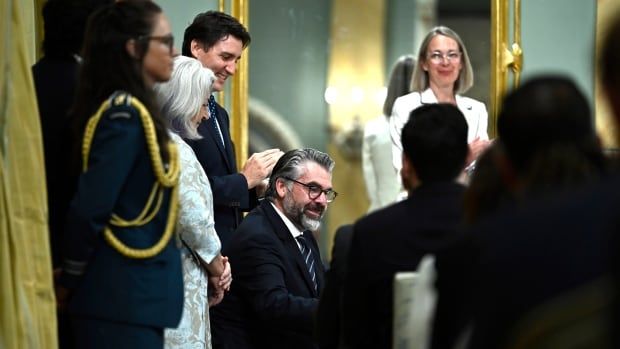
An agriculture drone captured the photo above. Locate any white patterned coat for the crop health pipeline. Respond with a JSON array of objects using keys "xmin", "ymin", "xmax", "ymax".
[{"xmin": 165, "ymin": 132, "xmax": 222, "ymax": 349}]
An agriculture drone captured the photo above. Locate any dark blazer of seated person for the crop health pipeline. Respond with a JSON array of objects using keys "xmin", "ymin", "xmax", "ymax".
[
  {"xmin": 211, "ymin": 148, "xmax": 335, "ymax": 349},
  {"xmin": 342, "ymin": 104, "xmax": 470, "ymax": 349},
  {"xmin": 316, "ymin": 224, "xmax": 354, "ymax": 349},
  {"xmin": 211, "ymin": 202, "xmax": 325, "ymax": 349}
]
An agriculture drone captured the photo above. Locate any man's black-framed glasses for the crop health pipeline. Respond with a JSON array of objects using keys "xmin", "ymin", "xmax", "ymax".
[{"xmin": 282, "ymin": 177, "xmax": 338, "ymax": 202}]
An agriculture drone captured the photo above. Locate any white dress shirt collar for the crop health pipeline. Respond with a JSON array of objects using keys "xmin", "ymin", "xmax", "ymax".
[{"xmin": 270, "ymin": 202, "xmax": 304, "ymax": 243}]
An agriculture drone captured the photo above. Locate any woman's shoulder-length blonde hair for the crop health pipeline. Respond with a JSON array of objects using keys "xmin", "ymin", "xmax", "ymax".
[{"xmin": 411, "ymin": 26, "xmax": 474, "ymax": 95}]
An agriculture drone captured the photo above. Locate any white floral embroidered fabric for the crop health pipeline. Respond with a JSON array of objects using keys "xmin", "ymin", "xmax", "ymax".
[{"xmin": 165, "ymin": 133, "xmax": 221, "ymax": 349}]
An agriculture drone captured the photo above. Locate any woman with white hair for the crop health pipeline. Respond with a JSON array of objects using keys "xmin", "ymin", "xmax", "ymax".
[
  {"xmin": 389, "ymin": 26, "xmax": 491, "ymax": 183},
  {"xmin": 154, "ymin": 56, "xmax": 231, "ymax": 349}
]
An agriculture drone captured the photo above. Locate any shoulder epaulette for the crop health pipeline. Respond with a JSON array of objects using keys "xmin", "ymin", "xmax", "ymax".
[
  {"xmin": 109, "ymin": 90, "xmax": 133, "ymax": 107},
  {"xmin": 107, "ymin": 91, "xmax": 134, "ymax": 119}
]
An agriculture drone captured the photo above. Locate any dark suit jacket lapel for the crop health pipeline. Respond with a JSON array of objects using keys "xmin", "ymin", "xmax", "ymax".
[
  {"xmin": 214, "ymin": 103, "xmax": 237, "ymax": 172},
  {"xmin": 201, "ymin": 113, "xmax": 231, "ymax": 172},
  {"xmin": 261, "ymin": 201, "xmax": 321, "ymax": 297}
]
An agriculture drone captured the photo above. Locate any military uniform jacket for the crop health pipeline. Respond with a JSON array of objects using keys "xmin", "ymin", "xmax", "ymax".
[{"xmin": 60, "ymin": 94, "xmax": 183, "ymax": 328}]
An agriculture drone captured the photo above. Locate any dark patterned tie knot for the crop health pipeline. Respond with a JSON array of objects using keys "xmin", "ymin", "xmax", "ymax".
[
  {"xmin": 207, "ymin": 95, "xmax": 225, "ymax": 148},
  {"xmin": 207, "ymin": 95, "xmax": 217, "ymax": 118}
]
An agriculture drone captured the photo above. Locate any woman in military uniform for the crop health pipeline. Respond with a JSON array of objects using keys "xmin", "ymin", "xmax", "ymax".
[{"xmin": 56, "ymin": 1, "xmax": 183, "ymax": 347}]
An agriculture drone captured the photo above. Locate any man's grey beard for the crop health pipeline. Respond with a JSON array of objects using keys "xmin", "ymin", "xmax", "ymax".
[
  {"xmin": 282, "ymin": 193, "xmax": 324, "ymax": 231},
  {"xmin": 300, "ymin": 213, "xmax": 321, "ymax": 231}
]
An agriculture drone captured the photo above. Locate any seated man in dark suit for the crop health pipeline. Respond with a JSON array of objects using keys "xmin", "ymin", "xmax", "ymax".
[
  {"xmin": 211, "ymin": 148, "xmax": 337, "ymax": 349},
  {"xmin": 341, "ymin": 103, "xmax": 470, "ymax": 349}
]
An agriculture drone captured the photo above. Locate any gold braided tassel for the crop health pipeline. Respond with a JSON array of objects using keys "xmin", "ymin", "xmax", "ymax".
[
  {"xmin": 110, "ymin": 182, "xmax": 163, "ymax": 227},
  {"xmin": 103, "ymin": 184, "xmax": 179, "ymax": 259},
  {"xmin": 81, "ymin": 94, "xmax": 179, "ymax": 259}
]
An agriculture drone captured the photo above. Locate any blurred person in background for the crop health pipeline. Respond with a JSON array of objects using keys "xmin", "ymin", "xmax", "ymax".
[{"xmin": 362, "ymin": 55, "xmax": 415, "ymax": 210}]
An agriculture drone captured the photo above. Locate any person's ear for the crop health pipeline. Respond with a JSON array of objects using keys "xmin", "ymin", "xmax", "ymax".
[
  {"xmin": 190, "ymin": 39, "xmax": 205, "ymax": 59},
  {"xmin": 126, "ymin": 39, "xmax": 138, "ymax": 59},
  {"xmin": 275, "ymin": 177, "xmax": 287, "ymax": 198},
  {"xmin": 401, "ymin": 154, "xmax": 419, "ymax": 191}
]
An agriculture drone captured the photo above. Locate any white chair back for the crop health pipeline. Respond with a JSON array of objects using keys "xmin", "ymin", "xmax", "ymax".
[{"xmin": 393, "ymin": 254, "xmax": 437, "ymax": 349}]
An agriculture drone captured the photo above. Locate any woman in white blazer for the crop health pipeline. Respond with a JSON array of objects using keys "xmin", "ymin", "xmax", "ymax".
[
  {"xmin": 362, "ymin": 55, "xmax": 415, "ymax": 212},
  {"xmin": 389, "ymin": 26, "xmax": 491, "ymax": 176}
]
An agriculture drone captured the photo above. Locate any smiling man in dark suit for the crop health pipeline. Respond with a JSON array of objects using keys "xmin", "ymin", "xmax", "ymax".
[
  {"xmin": 182, "ymin": 11, "xmax": 282, "ymax": 248},
  {"xmin": 342, "ymin": 103, "xmax": 470, "ymax": 349},
  {"xmin": 211, "ymin": 148, "xmax": 336, "ymax": 349}
]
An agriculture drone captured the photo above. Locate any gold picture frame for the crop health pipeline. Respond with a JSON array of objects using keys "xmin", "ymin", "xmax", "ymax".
[
  {"xmin": 221, "ymin": 0, "xmax": 250, "ymax": 170},
  {"xmin": 490, "ymin": 0, "xmax": 522, "ymax": 138}
]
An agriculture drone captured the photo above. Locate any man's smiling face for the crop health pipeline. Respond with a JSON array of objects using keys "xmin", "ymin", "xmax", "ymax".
[{"xmin": 191, "ymin": 35, "xmax": 243, "ymax": 92}]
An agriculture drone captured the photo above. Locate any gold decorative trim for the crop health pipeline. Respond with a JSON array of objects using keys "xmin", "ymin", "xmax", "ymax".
[
  {"xmin": 35, "ymin": 0, "xmax": 46, "ymax": 60},
  {"xmin": 490, "ymin": 0, "xmax": 505, "ymax": 137},
  {"xmin": 512, "ymin": 0, "xmax": 522, "ymax": 89},
  {"xmin": 229, "ymin": 0, "xmax": 249, "ymax": 170},
  {"xmin": 491, "ymin": 0, "xmax": 522, "ymax": 138},
  {"xmin": 214, "ymin": 0, "xmax": 247, "ymax": 169},
  {"xmin": 595, "ymin": 0, "xmax": 620, "ymax": 148}
]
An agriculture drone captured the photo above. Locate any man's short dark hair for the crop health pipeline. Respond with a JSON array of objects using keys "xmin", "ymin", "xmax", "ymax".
[
  {"xmin": 496, "ymin": 76, "xmax": 605, "ymax": 191},
  {"xmin": 182, "ymin": 11, "xmax": 251, "ymax": 57},
  {"xmin": 401, "ymin": 104, "xmax": 468, "ymax": 182},
  {"xmin": 497, "ymin": 76, "xmax": 599, "ymax": 175}
]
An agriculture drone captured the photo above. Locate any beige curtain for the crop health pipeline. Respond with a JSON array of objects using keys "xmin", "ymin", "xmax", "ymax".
[{"xmin": 0, "ymin": 0, "xmax": 58, "ymax": 347}]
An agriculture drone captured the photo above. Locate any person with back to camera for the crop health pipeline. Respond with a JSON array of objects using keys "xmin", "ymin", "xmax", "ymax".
[
  {"xmin": 465, "ymin": 76, "xmax": 609, "ymax": 348},
  {"xmin": 154, "ymin": 56, "xmax": 233, "ymax": 349},
  {"xmin": 437, "ymin": 76, "xmax": 610, "ymax": 349},
  {"xmin": 389, "ymin": 26, "xmax": 491, "ymax": 182},
  {"xmin": 343, "ymin": 103, "xmax": 470, "ymax": 349},
  {"xmin": 362, "ymin": 55, "xmax": 415, "ymax": 212},
  {"xmin": 182, "ymin": 11, "xmax": 283, "ymax": 248},
  {"xmin": 55, "ymin": 1, "xmax": 183, "ymax": 347}
]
